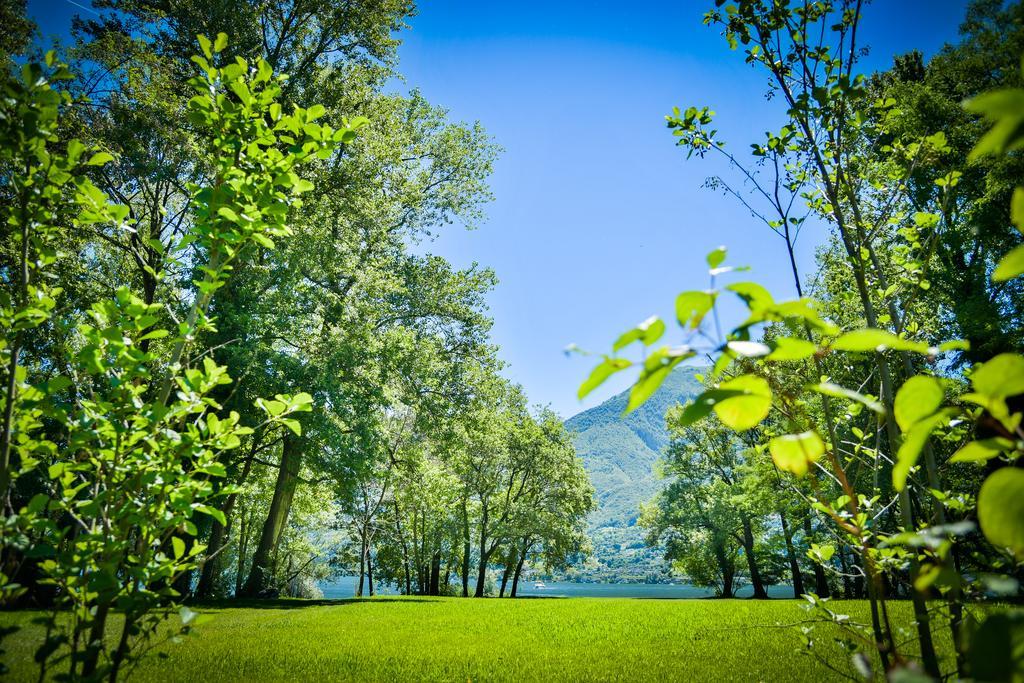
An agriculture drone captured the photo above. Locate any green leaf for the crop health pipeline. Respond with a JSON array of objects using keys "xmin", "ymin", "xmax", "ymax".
[
  {"xmin": 893, "ymin": 409, "xmax": 956, "ymax": 491},
  {"xmin": 672, "ymin": 388, "xmax": 744, "ymax": 428},
  {"xmin": 993, "ymin": 244, "xmax": 1024, "ymax": 282},
  {"xmin": 290, "ymin": 392, "xmax": 314, "ymax": 412},
  {"xmin": 217, "ymin": 206, "xmax": 241, "ymax": 223},
  {"xmin": 809, "ymin": 382, "xmax": 884, "ymax": 414},
  {"xmin": 257, "ymin": 397, "xmax": 287, "ymax": 417},
  {"xmin": 280, "ymin": 418, "xmax": 302, "ymax": 436},
  {"xmin": 832, "ymin": 328, "xmax": 928, "ymax": 354},
  {"xmin": 86, "ymin": 152, "xmax": 113, "ymax": 167},
  {"xmin": 138, "ymin": 329, "xmax": 170, "ymax": 341},
  {"xmin": 578, "ymin": 357, "xmax": 631, "ymax": 400},
  {"xmin": 172, "ymin": 537, "xmax": 186, "ymax": 559},
  {"xmin": 769, "ymin": 431, "xmax": 825, "ymax": 477},
  {"xmin": 675, "ymin": 291, "xmax": 715, "ymax": 329},
  {"xmin": 766, "ymin": 336, "xmax": 815, "ymax": 361},
  {"xmin": 197, "ymin": 34, "xmax": 213, "ymax": 59},
  {"xmin": 706, "ymin": 246, "xmax": 727, "ymax": 269},
  {"xmin": 971, "ymin": 353, "xmax": 1024, "ymax": 399},
  {"xmin": 625, "ymin": 347, "xmax": 693, "ymax": 413},
  {"xmin": 978, "ymin": 468, "xmax": 1024, "ymax": 559},
  {"xmin": 213, "ymin": 32, "xmax": 228, "ymax": 53},
  {"xmin": 894, "ymin": 376, "xmax": 944, "ymax": 431},
  {"xmin": 713, "ymin": 374, "xmax": 772, "ymax": 431},
  {"xmin": 726, "ymin": 282, "xmax": 774, "ymax": 311},
  {"xmin": 251, "ymin": 233, "xmax": 275, "ymax": 249},
  {"xmin": 965, "ymin": 88, "xmax": 1024, "ymax": 159},
  {"xmin": 198, "ymin": 462, "xmax": 228, "ymax": 477},
  {"xmin": 948, "ymin": 438, "xmax": 1011, "ymax": 464},
  {"xmin": 939, "ymin": 339, "xmax": 970, "ymax": 352},
  {"xmin": 194, "ymin": 504, "xmax": 226, "ymax": 527},
  {"xmin": 809, "ymin": 543, "xmax": 835, "ymax": 563},
  {"xmin": 25, "ymin": 493, "xmax": 49, "ymax": 515},
  {"xmin": 613, "ymin": 316, "xmax": 665, "ymax": 352}
]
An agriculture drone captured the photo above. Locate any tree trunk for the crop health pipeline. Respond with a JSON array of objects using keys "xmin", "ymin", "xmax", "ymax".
[
  {"xmin": 240, "ymin": 433, "xmax": 301, "ymax": 597},
  {"xmin": 712, "ymin": 538, "xmax": 734, "ymax": 598},
  {"xmin": 722, "ymin": 563, "xmax": 735, "ymax": 599},
  {"xmin": 196, "ymin": 511, "xmax": 229, "ymax": 599},
  {"xmin": 356, "ymin": 545, "xmax": 365, "ymax": 597},
  {"xmin": 740, "ymin": 514, "xmax": 768, "ymax": 599},
  {"xmin": 197, "ymin": 441, "xmax": 259, "ymax": 599},
  {"xmin": 802, "ymin": 514, "xmax": 830, "ymax": 598},
  {"xmin": 779, "ymin": 509, "xmax": 805, "ymax": 598},
  {"xmin": 234, "ymin": 506, "xmax": 249, "ymax": 597},
  {"xmin": 394, "ymin": 500, "xmax": 412, "ymax": 595},
  {"xmin": 498, "ymin": 548, "xmax": 516, "ymax": 598},
  {"xmin": 429, "ymin": 551, "xmax": 441, "ymax": 596},
  {"xmin": 367, "ymin": 549, "xmax": 375, "ymax": 596},
  {"xmin": 474, "ymin": 506, "xmax": 489, "ymax": 597},
  {"xmin": 510, "ymin": 538, "xmax": 530, "ymax": 597},
  {"xmin": 461, "ymin": 497, "xmax": 471, "ymax": 597}
]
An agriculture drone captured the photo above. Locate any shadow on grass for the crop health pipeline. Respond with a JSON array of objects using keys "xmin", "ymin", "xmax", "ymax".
[{"xmin": 190, "ymin": 596, "xmax": 446, "ymax": 610}]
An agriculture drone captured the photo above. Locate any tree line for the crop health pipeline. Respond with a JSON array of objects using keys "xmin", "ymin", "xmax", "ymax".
[
  {"xmin": 0, "ymin": 1, "xmax": 592, "ymax": 679},
  {"xmin": 583, "ymin": 1, "xmax": 1024, "ymax": 680}
]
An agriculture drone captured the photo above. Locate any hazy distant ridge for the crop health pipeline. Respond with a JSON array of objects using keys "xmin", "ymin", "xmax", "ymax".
[{"xmin": 564, "ymin": 367, "xmax": 704, "ymax": 580}]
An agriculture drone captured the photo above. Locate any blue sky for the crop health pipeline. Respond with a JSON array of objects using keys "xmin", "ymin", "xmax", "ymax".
[{"xmin": 29, "ymin": 0, "xmax": 972, "ymax": 418}]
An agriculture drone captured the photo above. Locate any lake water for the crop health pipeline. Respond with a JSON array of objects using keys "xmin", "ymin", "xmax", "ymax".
[{"xmin": 319, "ymin": 576, "xmax": 794, "ymax": 600}]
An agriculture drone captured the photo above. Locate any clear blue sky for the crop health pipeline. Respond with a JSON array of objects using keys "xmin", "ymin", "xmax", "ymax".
[{"xmin": 30, "ymin": 0, "xmax": 972, "ymax": 418}]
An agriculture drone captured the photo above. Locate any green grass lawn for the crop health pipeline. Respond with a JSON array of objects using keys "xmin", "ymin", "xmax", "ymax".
[{"xmin": 2, "ymin": 597, "xmax": 956, "ymax": 682}]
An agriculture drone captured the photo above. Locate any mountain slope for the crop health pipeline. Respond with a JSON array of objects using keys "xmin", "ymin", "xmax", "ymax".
[{"xmin": 564, "ymin": 367, "xmax": 704, "ymax": 581}]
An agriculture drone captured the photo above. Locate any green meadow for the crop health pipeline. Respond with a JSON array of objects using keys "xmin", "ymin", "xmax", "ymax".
[{"xmin": 2, "ymin": 597, "xmax": 956, "ymax": 682}]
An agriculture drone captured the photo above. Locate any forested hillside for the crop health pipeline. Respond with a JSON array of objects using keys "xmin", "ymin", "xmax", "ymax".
[{"xmin": 565, "ymin": 368, "xmax": 703, "ymax": 581}]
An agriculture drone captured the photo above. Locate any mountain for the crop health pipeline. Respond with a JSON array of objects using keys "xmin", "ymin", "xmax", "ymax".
[{"xmin": 563, "ymin": 366, "xmax": 705, "ymax": 582}]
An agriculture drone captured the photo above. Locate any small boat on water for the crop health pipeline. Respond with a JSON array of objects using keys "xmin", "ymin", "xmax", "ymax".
[{"xmin": 533, "ymin": 581, "xmax": 546, "ymax": 589}]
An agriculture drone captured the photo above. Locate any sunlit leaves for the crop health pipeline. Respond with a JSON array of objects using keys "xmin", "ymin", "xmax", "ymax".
[
  {"xmin": 971, "ymin": 354, "xmax": 1024, "ymax": 398},
  {"xmin": 808, "ymin": 543, "xmax": 835, "ymax": 564},
  {"xmin": 613, "ymin": 316, "xmax": 665, "ymax": 352},
  {"xmin": 966, "ymin": 354, "xmax": 1024, "ymax": 434},
  {"xmin": 809, "ymin": 382, "xmax": 883, "ymax": 414},
  {"xmin": 949, "ymin": 438, "xmax": 1012, "ymax": 464},
  {"xmin": 994, "ymin": 187, "xmax": 1024, "ymax": 280},
  {"xmin": 894, "ymin": 376, "xmax": 944, "ymax": 432},
  {"xmin": 675, "ymin": 291, "xmax": 715, "ymax": 329},
  {"xmin": 766, "ymin": 336, "xmax": 815, "ymax": 361},
  {"xmin": 769, "ymin": 431, "xmax": 825, "ymax": 477},
  {"xmin": 725, "ymin": 281, "xmax": 774, "ymax": 311},
  {"xmin": 579, "ymin": 357, "xmax": 632, "ymax": 400},
  {"xmin": 978, "ymin": 468, "xmax": 1024, "ymax": 559},
  {"xmin": 673, "ymin": 388, "xmax": 747, "ymax": 428},
  {"xmin": 706, "ymin": 246, "xmax": 727, "ymax": 269},
  {"xmin": 626, "ymin": 346, "xmax": 695, "ymax": 413},
  {"xmin": 712, "ymin": 374, "xmax": 772, "ymax": 431},
  {"xmin": 831, "ymin": 328, "xmax": 929, "ymax": 354},
  {"xmin": 965, "ymin": 82, "xmax": 1024, "ymax": 160},
  {"xmin": 995, "ymin": 245, "xmax": 1024, "ymax": 281},
  {"xmin": 894, "ymin": 409, "xmax": 957, "ymax": 492},
  {"xmin": 890, "ymin": 375, "xmax": 955, "ymax": 491}
]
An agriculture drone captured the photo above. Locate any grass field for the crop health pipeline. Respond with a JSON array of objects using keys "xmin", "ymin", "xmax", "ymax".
[{"xmin": 2, "ymin": 597, "xmax": 956, "ymax": 682}]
